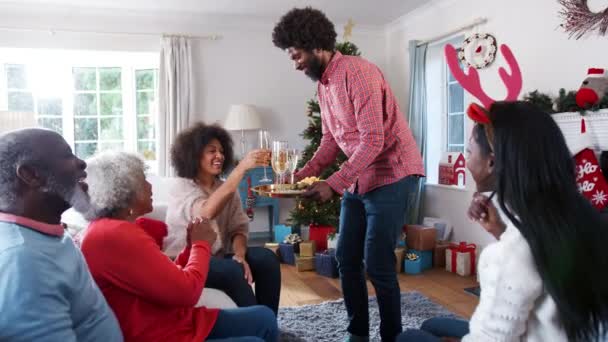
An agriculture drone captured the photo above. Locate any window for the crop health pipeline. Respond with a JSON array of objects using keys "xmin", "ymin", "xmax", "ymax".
[
  {"xmin": 0, "ymin": 48, "xmax": 159, "ymax": 172},
  {"xmin": 446, "ymin": 63, "xmax": 465, "ymax": 152},
  {"xmin": 425, "ymin": 36, "xmax": 466, "ymax": 185},
  {"xmin": 135, "ymin": 69, "xmax": 158, "ymax": 161}
]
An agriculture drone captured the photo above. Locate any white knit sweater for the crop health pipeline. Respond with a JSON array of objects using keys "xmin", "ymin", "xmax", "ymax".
[{"xmin": 462, "ymin": 216, "xmax": 568, "ymax": 341}]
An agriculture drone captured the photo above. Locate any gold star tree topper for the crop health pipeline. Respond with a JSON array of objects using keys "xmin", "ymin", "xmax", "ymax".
[{"xmin": 343, "ymin": 19, "xmax": 355, "ymax": 42}]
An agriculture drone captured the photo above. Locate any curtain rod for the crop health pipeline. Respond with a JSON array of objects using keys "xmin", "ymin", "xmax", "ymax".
[
  {"xmin": 0, "ymin": 26, "xmax": 222, "ymax": 40},
  {"xmin": 416, "ymin": 17, "xmax": 487, "ymax": 47}
]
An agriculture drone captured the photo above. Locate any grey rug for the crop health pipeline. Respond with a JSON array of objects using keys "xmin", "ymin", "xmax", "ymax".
[{"xmin": 278, "ymin": 292, "xmax": 460, "ymax": 342}]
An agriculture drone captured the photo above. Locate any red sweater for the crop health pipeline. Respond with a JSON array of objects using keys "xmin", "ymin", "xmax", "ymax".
[{"xmin": 81, "ymin": 218, "xmax": 219, "ymax": 342}]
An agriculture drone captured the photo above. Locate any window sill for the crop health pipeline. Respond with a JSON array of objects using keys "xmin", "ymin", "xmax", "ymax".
[{"xmin": 426, "ymin": 183, "xmax": 468, "ymax": 192}]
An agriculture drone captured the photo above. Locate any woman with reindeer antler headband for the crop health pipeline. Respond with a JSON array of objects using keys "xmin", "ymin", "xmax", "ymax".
[{"xmin": 398, "ymin": 44, "xmax": 608, "ymax": 342}]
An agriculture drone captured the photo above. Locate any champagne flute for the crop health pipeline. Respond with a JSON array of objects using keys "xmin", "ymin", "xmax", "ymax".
[
  {"xmin": 258, "ymin": 130, "xmax": 272, "ymax": 183},
  {"xmin": 272, "ymin": 141, "xmax": 288, "ymax": 185},
  {"xmin": 287, "ymin": 149, "xmax": 300, "ymax": 184}
]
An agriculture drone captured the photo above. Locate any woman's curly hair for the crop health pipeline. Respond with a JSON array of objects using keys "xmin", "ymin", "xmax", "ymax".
[
  {"xmin": 272, "ymin": 7, "xmax": 337, "ymax": 51},
  {"xmin": 170, "ymin": 122, "xmax": 234, "ymax": 180}
]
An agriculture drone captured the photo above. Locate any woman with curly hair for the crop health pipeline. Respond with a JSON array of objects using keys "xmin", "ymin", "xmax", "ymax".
[
  {"xmin": 273, "ymin": 7, "xmax": 424, "ymax": 342},
  {"xmin": 78, "ymin": 151, "xmax": 278, "ymax": 342},
  {"xmin": 164, "ymin": 122, "xmax": 281, "ymax": 315}
]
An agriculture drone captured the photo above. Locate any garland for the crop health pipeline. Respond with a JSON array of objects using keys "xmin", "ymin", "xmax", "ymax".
[
  {"xmin": 523, "ymin": 88, "xmax": 608, "ymax": 115},
  {"xmin": 559, "ymin": 0, "xmax": 608, "ymax": 39}
]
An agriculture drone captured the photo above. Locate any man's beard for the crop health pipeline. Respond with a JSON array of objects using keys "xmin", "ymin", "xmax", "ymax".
[
  {"xmin": 41, "ymin": 174, "xmax": 90, "ymax": 213},
  {"xmin": 305, "ymin": 55, "xmax": 324, "ymax": 82}
]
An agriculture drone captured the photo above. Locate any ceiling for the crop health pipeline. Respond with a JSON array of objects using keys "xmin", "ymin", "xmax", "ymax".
[{"xmin": 0, "ymin": 0, "xmax": 429, "ymax": 27}]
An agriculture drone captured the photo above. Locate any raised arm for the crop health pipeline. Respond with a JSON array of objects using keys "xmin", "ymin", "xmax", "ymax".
[{"xmin": 197, "ymin": 149, "xmax": 268, "ymax": 220}]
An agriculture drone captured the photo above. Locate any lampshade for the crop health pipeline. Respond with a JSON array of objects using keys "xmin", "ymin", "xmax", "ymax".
[
  {"xmin": 224, "ymin": 104, "xmax": 262, "ymax": 131},
  {"xmin": 0, "ymin": 111, "xmax": 37, "ymax": 134}
]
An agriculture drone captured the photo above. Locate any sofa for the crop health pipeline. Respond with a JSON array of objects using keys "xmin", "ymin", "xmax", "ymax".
[{"xmin": 61, "ymin": 174, "xmax": 237, "ymax": 309}]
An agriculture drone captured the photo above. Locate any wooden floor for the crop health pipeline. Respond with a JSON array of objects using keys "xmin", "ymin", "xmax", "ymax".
[{"xmin": 278, "ymin": 264, "xmax": 479, "ymax": 319}]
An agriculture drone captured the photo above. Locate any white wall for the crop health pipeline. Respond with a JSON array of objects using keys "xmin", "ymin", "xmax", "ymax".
[
  {"xmin": 386, "ymin": 0, "xmax": 608, "ymax": 247},
  {"xmin": 0, "ymin": 3, "xmax": 386, "ymax": 233}
]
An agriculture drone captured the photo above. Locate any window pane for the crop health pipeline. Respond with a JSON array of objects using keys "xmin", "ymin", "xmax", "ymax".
[
  {"xmin": 137, "ymin": 116, "xmax": 155, "ymax": 139},
  {"xmin": 74, "ymin": 118, "xmax": 98, "ymax": 140},
  {"xmin": 100, "ymin": 93, "xmax": 122, "ymax": 116},
  {"xmin": 74, "ymin": 93, "xmax": 97, "ymax": 116},
  {"xmin": 75, "ymin": 142, "xmax": 97, "ymax": 159},
  {"xmin": 448, "ymin": 145, "xmax": 464, "ymax": 153},
  {"xmin": 448, "ymin": 83, "xmax": 464, "ymax": 113},
  {"xmin": 138, "ymin": 141, "xmax": 156, "ymax": 161},
  {"xmin": 73, "ymin": 67, "xmax": 97, "ymax": 91},
  {"xmin": 448, "ymin": 114, "xmax": 464, "ymax": 145},
  {"xmin": 99, "ymin": 67, "xmax": 121, "ymax": 91},
  {"xmin": 8, "ymin": 92, "xmax": 34, "ymax": 112},
  {"xmin": 136, "ymin": 91, "xmax": 153, "ymax": 115},
  {"xmin": 38, "ymin": 117, "xmax": 63, "ymax": 134},
  {"xmin": 6, "ymin": 64, "xmax": 28, "ymax": 89},
  {"xmin": 99, "ymin": 141, "xmax": 124, "ymax": 152},
  {"xmin": 38, "ymin": 98, "xmax": 62, "ymax": 116},
  {"xmin": 136, "ymin": 69, "xmax": 154, "ymax": 90},
  {"xmin": 100, "ymin": 117, "xmax": 123, "ymax": 140}
]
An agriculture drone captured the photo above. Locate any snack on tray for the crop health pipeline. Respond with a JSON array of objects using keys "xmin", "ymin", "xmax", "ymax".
[{"xmin": 296, "ymin": 176, "xmax": 321, "ymax": 190}]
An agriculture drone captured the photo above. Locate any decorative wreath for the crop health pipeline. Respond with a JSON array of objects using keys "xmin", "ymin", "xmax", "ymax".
[
  {"xmin": 559, "ymin": 0, "xmax": 608, "ymax": 39},
  {"xmin": 457, "ymin": 33, "xmax": 497, "ymax": 69}
]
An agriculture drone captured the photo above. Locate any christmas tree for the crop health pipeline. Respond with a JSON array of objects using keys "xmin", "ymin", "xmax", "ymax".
[{"xmin": 288, "ymin": 41, "xmax": 361, "ymax": 229}]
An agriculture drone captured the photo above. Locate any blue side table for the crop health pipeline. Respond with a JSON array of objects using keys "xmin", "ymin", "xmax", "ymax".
[{"xmin": 237, "ymin": 166, "xmax": 280, "ymax": 239}]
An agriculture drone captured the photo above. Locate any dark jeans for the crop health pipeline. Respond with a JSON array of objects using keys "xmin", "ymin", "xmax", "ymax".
[
  {"xmin": 206, "ymin": 246, "xmax": 281, "ymax": 315},
  {"xmin": 336, "ymin": 176, "xmax": 418, "ymax": 342},
  {"xmin": 207, "ymin": 305, "xmax": 278, "ymax": 342},
  {"xmin": 396, "ymin": 317, "xmax": 470, "ymax": 341}
]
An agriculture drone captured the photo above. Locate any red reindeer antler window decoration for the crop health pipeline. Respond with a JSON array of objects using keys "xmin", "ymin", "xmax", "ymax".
[{"xmin": 444, "ymin": 43, "xmax": 523, "ymax": 110}]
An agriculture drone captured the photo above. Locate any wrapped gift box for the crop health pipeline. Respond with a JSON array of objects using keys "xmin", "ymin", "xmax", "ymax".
[
  {"xmin": 299, "ymin": 241, "xmax": 316, "ymax": 257},
  {"xmin": 327, "ymin": 233, "xmax": 339, "ymax": 250},
  {"xmin": 300, "ymin": 225, "xmax": 310, "ymax": 241},
  {"xmin": 404, "ymin": 257, "xmax": 422, "ymax": 275},
  {"xmin": 433, "ymin": 240, "xmax": 451, "ymax": 268},
  {"xmin": 394, "ymin": 247, "xmax": 405, "ymax": 273},
  {"xmin": 279, "ymin": 243, "xmax": 296, "ymax": 265},
  {"xmin": 446, "ymin": 242, "xmax": 477, "ymax": 276},
  {"xmin": 315, "ymin": 250, "xmax": 339, "ymax": 278},
  {"xmin": 309, "ymin": 224, "xmax": 335, "ymax": 251},
  {"xmin": 405, "ymin": 225, "xmax": 437, "ymax": 251},
  {"xmin": 295, "ymin": 255, "xmax": 315, "ymax": 272},
  {"xmin": 423, "ymin": 217, "xmax": 453, "ymax": 241},
  {"xmin": 409, "ymin": 249, "xmax": 433, "ymax": 270},
  {"xmin": 273, "ymin": 225, "xmax": 292, "ymax": 244}
]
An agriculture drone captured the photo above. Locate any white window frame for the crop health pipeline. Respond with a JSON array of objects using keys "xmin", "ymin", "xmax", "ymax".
[
  {"xmin": 424, "ymin": 35, "xmax": 467, "ymax": 185},
  {"xmin": 445, "ymin": 62, "xmax": 465, "ymax": 153},
  {"xmin": 0, "ymin": 48, "xmax": 159, "ymax": 172}
]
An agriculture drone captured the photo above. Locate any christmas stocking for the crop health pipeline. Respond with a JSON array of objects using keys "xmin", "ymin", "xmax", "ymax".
[{"xmin": 573, "ymin": 119, "xmax": 608, "ymax": 210}]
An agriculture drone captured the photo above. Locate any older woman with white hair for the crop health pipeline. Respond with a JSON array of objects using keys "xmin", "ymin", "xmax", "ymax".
[{"xmin": 77, "ymin": 151, "xmax": 278, "ymax": 342}]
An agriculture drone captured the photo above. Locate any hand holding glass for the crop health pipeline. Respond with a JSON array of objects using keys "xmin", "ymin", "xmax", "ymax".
[{"xmin": 258, "ymin": 130, "xmax": 272, "ymax": 183}]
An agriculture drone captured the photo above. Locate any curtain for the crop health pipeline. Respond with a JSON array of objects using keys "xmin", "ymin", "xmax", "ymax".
[
  {"xmin": 158, "ymin": 36, "xmax": 194, "ymax": 176},
  {"xmin": 406, "ymin": 40, "xmax": 428, "ymax": 224}
]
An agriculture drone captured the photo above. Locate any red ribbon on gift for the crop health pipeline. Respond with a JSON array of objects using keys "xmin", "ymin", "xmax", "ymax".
[{"xmin": 448, "ymin": 242, "xmax": 477, "ymax": 275}]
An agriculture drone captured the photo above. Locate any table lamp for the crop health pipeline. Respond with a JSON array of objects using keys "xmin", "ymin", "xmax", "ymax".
[{"xmin": 224, "ymin": 104, "xmax": 262, "ymax": 157}]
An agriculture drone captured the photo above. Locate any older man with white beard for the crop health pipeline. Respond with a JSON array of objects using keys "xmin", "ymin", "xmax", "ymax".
[{"xmin": 0, "ymin": 128, "xmax": 123, "ymax": 342}]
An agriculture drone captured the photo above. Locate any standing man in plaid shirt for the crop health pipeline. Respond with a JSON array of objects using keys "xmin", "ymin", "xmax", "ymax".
[{"xmin": 273, "ymin": 7, "xmax": 424, "ymax": 342}]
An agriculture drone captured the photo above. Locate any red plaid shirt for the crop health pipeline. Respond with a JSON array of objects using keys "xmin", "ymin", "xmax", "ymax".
[{"xmin": 297, "ymin": 51, "xmax": 424, "ymax": 195}]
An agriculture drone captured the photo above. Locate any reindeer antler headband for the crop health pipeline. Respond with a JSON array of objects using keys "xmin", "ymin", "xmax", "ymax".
[{"xmin": 444, "ymin": 43, "xmax": 523, "ymax": 150}]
